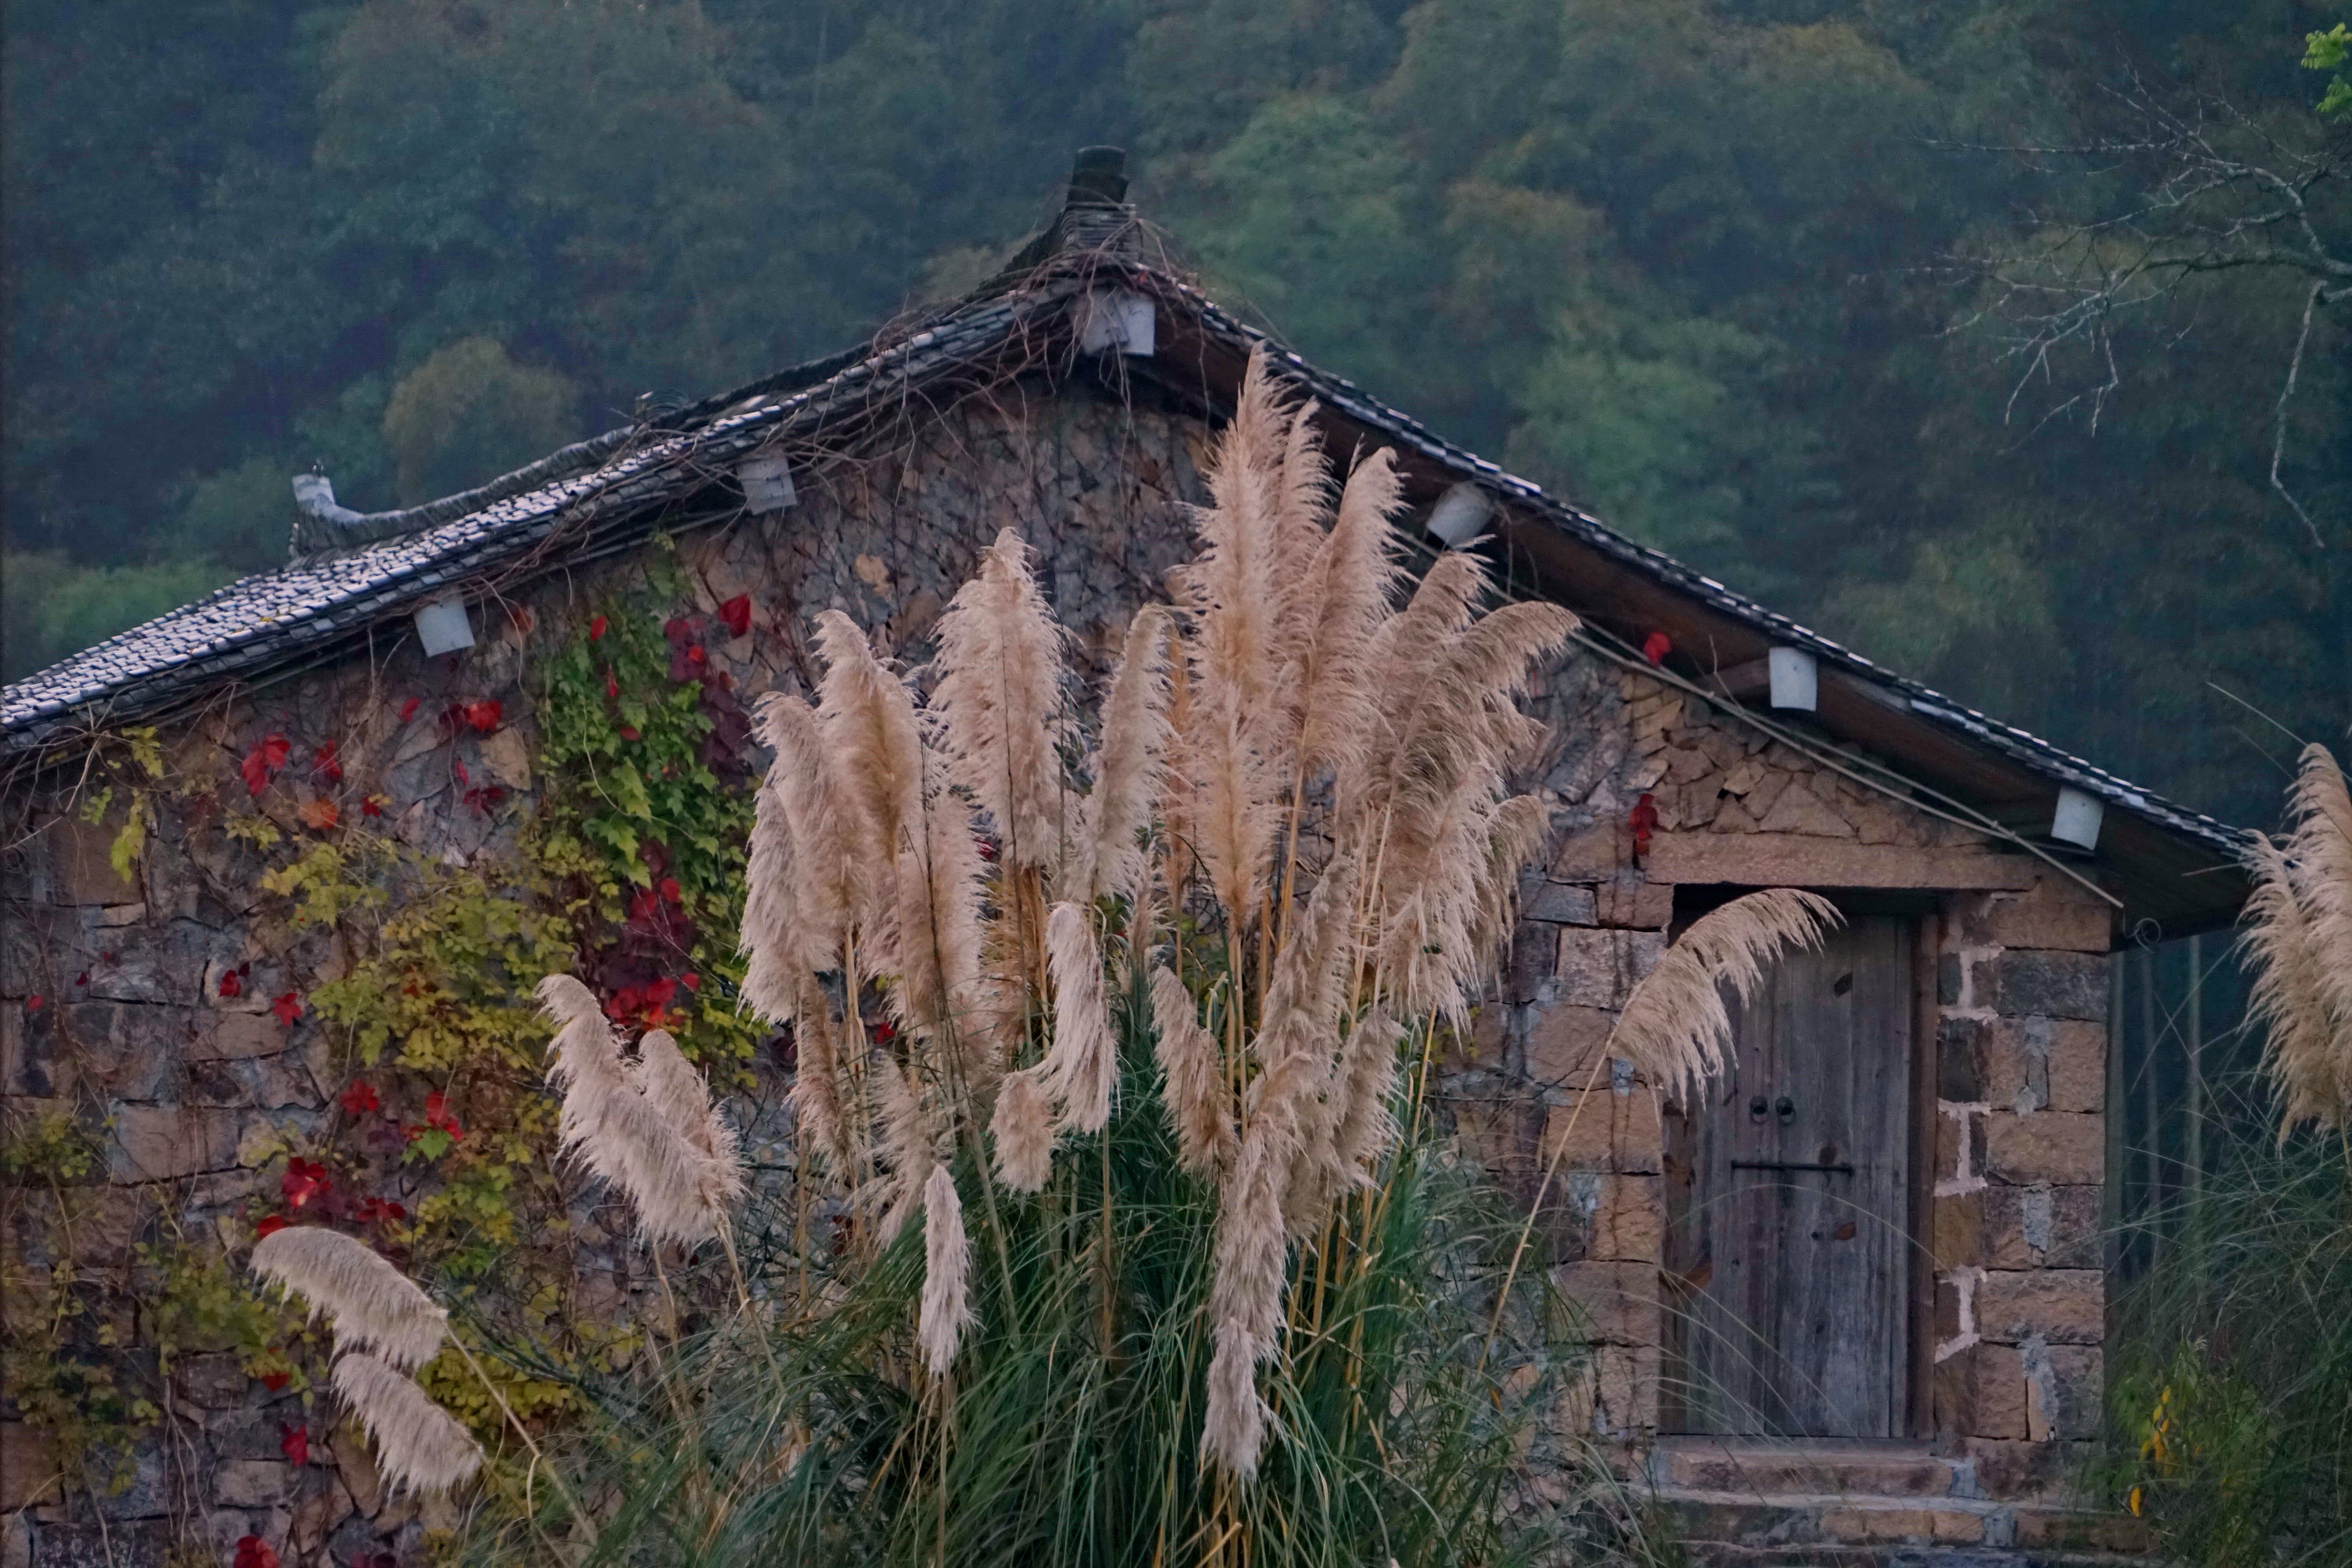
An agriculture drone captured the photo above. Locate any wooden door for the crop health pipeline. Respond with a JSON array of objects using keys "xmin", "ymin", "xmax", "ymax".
[{"xmin": 1666, "ymin": 916, "xmax": 1915, "ymax": 1437}]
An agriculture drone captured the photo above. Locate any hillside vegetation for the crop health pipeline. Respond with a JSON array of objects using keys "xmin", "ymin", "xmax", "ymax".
[{"xmin": 5, "ymin": 0, "xmax": 2345, "ymax": 826}]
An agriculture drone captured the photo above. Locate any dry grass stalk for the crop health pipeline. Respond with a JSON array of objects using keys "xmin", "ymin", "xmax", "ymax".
[
  {"xmin": 251, "ymin": 1226, "xmax": 448, "ymax": 1371},
  {"xmin": 987, "ymin": 1067, "xmax": 1056, "ymax": 1191},
  {"xmin": 2286, "ymin": 744, "xmax": 2352, "ymax": 1044},
  {"xmin": 1150, "ymin": 965, "xmax": 1233, "ymax": 1176},
  {"xmin": 332, "ymin": 1350, "xmax": 485, "ymax": 1497},
  {"xmin": 538, "ymin": 975, "xmax": 742, "ymax": 1247},
  {"xmin": 2243, "ymin": 744, "xmax": 2352, "ymax": 1132},
  {"xmin": 875, "ymin": 1056, "xmax": 938, "ymax": 1244},
  {"xmin": 788, "ymin": 971, "xmax": 855, "ymax": 1176},
  {"xmin": 1606, "ymin": 890, "xmax": 1843, "ymax": 1104},
  {"xmin": 1076, "ymin": 605, "xmax": 1175, "ymax": 905},
  {"xmin": 930, "ymin": 527, "xmax": 1072, "ymax": 874},
  {"xmin": 1042, "ymin": 900, "xmax": 1116, "ymax": 1134},
  {"xmin": 918, "ymin": 1164, "xmax": 974, "ymax": 1374},
  {"xmin": 814, "ymin": 609, "xmax": 924, "ymax": 927},
  {"xmin": 1284, "ymin": 448, "xmax": 1403, "ymax": 781},
  {"xmin": 728, "ymin": 344, "xmax": 1576, "ymax": 1486}
]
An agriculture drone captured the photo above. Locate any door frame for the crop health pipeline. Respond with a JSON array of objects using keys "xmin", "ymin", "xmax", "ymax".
[{"xmin": 1659, "ymin": 886, "xmax": 1944, "ymax": 1439}]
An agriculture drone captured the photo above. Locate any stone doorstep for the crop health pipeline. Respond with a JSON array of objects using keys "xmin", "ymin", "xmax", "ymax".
[
  {"xmin": 1652, "ymin": 1437, "xmax": 1964, "ymax": 1498},
  {"xmin": 1676, "ymin": 1547, "xmax": 2147, "ymax": 1568},
  {"xmin": 1654, "ymin": 1486, "xmax": 2151, "ymax": 1566}
]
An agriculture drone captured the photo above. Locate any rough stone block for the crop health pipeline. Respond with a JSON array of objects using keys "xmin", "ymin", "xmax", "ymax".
[
  {"xmin": 40, "ymin": 817, "xmax": 142, "ymax": 906},
  {"xmin": 1992, "ymin": 951, "xmax": 2108, "ymax": 1022},
  {"xmin": 1549, "ymin": 823, "xmax": 1633, "ymax": 882},
  {"xmin": 1448, "ymin": 1096, "xmax": 1538, "ymax": 1184},
  {"xmin": 2024, "ymin": 1342, "xmax": 2102, "ymax": 1442},
  {"xmin": 1, "ymin": 1423, "xmax": 61, "ymax": 1510},
  {"xmin": 1592, "ymin": 1343, "xmax": 1660, "ymax": 1435},
  {"xmin": 1953, "ymin": 882, "xmax": 2114, "ymax": 953},
  {"xmin": 1978, "ymin": 1183, "xmax": 2102, "ymax": 1269},
  {"xmin": 173, "ymin": 1354, "xmax": 251, "ymax": 1411},
  {"xmin": 1933, "ymin": 1190, "xmax": 1983, "ymax": 1270},
  {"xmin": 192, "ymin": 1013, "xmax": 287, "ymax": 1062},
  {"xmin": 1592, "ymin": 879, "xmax": 1671, "ymax": 929},
  {"xmin": 1936, "ymin": 1341, "xmax": 2029, "ymax": 1440},
  {"xmin": 1949, "ymin": 1436, "xmax": 2088, "ymax": 1501},
  {"xmin": 1508, "ymin": 923, "xmax": 1554, "ymax": 1005},
  {"xmin": 2, "ymin": 1002, "xmax": 57, "ymax": 1098},
  {"xmin": 18, "ymin": 1520, "xmax": 172, "ymax": 1566},
  {"xmin": 2041, "ymin": 1019, "xmax": 2106, "ymax": 1113},
  {"xmin": 1525, "ymin": 1004, "xmax": 1614, "ymax": 1084},
  {"xmin": 1754, "ymin": 779, "xmax": 1856, "ymax": 837},
  {"xmin": 1555, "ymin": 1171, "xmax": 1662, "ymax": 1262},
  {"xmin": 1523, "ymin": 882, "xmax": 1596, "ymax": 925},
  {"xmin": 1944, "ymin": 1015, "xmax": 2105, "ymax": 1115},
  {"xmin": 1552, "ymin": 1261, "xmax": 1661, "ymax": 1347},
  {"xmin": 1937, "ymin": 1016, "xmax": 1986, "ymax": 1100},
  {"xmin": 1644, "ymin": 835, "xmax": 2035, "ymax": 892},
  {"xmin": 56, "ymin": 1005, "xmax": 188, "ymax": 1101},
  {"xmin": 1976, "ymin": 1270, "xmax": 2102, "ymax": 1345},
  {"xmin": 1980, "ymin": 1112, "xmax": 2103, "ymax": 1185},
  {"xmin": 1543, "ymin": 1084, "xmax": 1663, "ymax": 1175},
  {"xmin": 107, "ymin": 1104, "xmax": 243, "ymax": 1182},
  {"xmin": 214, "ymin": 1460, "xmax": 300, "ymax": 1509},
  {"xmin": 1554, "ymin": 929, "xmax": 1664, "ymax": 1009}
]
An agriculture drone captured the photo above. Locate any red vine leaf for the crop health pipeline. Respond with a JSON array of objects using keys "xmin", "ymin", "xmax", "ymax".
[
  {"xmin": 296, "ymin": 798, "xmax": 340, "ymax": 833},
  {"xmin": 399, "ymin": 697, "xmax": 421, "ymax": 722},
  {"xmin": 589, "ymin": 614, "xmax": 608, "ymax": 641},
  {"xmin": 241, "ymin": 734, "xmax": 291, "ymax": 796},
  {"xmin": 339, "ymin": 1080, "xmax": 380, "ymax": 1116},
  {"xmin": 718, "ymin": 595, "xmax": 752, "ymax": 638},
  {"xmin": 270, "ymin": 991, "xmax": 303, "ymax": 1028},
  {"xmin": 279, "ymin": 1423, "xmax": 309, "ymax": 1466},
  {"xmin": 462, "ymin": 699, "xmax": 502, "ymax": 734}
]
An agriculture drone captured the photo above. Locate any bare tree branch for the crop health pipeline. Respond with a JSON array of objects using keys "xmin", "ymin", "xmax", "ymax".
[{"xmin": 1945, "ymin": 68, "xmax": 2348, "ymax": 544}]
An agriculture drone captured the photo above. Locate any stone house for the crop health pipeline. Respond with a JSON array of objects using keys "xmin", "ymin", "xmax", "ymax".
[{"xmin": 1, "ymin": 151, "xmax": 2246, "ymax": 1564}]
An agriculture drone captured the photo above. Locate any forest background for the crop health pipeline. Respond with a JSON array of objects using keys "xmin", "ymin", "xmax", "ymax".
[{"xmin": 4, "ymin": 0, "xmax": 2345, "ymax": 833}]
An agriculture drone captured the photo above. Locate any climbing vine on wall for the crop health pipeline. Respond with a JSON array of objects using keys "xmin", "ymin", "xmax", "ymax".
[
  {"xmin": 532, "ymin": 552, "xmax": 763, "ymax": 1084},
  {"xmin": 2, "ymin": 557, "xmax": 768, "ymax": 1500}
]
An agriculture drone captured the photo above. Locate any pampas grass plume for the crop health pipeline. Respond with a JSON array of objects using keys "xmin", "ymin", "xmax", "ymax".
[
  {"xmin": 252, "ymin": 1226, "xmax": 448, "ymax": 1370},
  {"xmin": 2286, "ymin": 744, "xmax": 2352, "ymax": 1043},
  {"xmin": 1151, "ymin": 965, "xmax": 1233, "ymax": 1176},
  {"xmin": 638, "ymin": 1029, "xmax": 746, "ymax": 1196},
  {"xmin": 1079, "ymin": 605, "xmax": 1175, "ymax": 904},
  {"xmin": 930, "ymin": 527, "xmax": 1071, "ymax": 872},
  {"xmin": 332, "ymin": 1350, "xmax": 485, "ymax": 1497},
  {"xmin": 1606, "ymin": 889, "xmax": 1841, "ymax": 1103},
  {"xmin": 989, "ymin": 1066, "xmax": 1055, "ymax": 1191},
  {"xmin": 1042, "ymin": 900, "xmax": 1116, "ymax": 1133},
  {"xmin": 918, "ymin": 1164, "xmax": 974, "ymax": 1375}
]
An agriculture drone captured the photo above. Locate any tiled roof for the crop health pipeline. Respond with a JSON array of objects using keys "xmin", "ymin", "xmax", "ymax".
[
  {"xmin": 0, "ymin": 285, "xmax": 1066, "ymax": 750},
  {"xmin": 0, "ymin": 233, "xmax": 2243, "ymax": 888}
]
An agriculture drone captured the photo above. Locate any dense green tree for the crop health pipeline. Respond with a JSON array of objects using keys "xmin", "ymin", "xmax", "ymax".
[{"xmin": 2, "ymin": 0, "xmax": 2343, "ymax": 833}]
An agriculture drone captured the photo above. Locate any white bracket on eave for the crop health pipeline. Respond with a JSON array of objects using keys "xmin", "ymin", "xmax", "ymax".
[
  {"xmin": 1426, "ymin": 482, "xmax": 1493, "ymax": 548},
  {"xmin": 414, "ymin": 593, "xmax": 475, "ymax": 657},
  {"xmin": 2051, "ymin": 786, "xmax": 2104, "ymax": 850},
  {"xmin": 1076, "ymin": 289, "xmax": 1155, "ymax": 356},
  {"xmin": 737, "ymin": 454, "xmax": 797, "ymax": 515},
  {"xmin": 1767, "ymin": 646, "xmax": 1817, "ymax": 711}
]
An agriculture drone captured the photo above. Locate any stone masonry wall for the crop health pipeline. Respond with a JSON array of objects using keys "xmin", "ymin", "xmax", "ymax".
[
  {"xmin": 1443, "ymin": 666, "xmax": 2116, "ymax": 1498},
  {"xmin": 2, "ymin": 376, "xmax": 2124, "ymax": 1564},
  {"xmin": 0, "ymin": 382, "xmax": 1211, "ymax": 1568}
]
